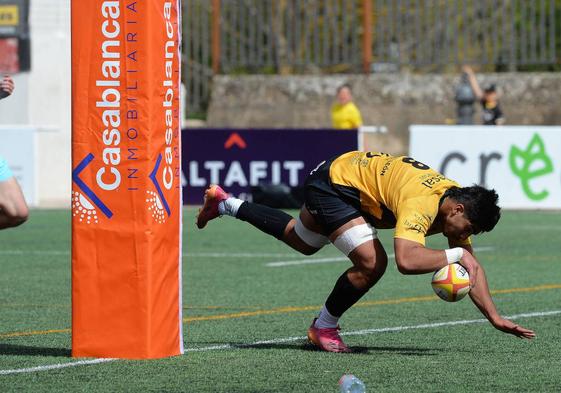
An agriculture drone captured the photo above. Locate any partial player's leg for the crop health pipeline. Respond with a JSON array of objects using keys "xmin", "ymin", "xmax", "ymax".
[
  {"xmin": 307, "ymin": 215, "xmax": 388, "ymax": 353},
  {"xmin": 294, "ymin": 158, "xmax": 389, "ymax": 351},
  {"xmin": 281, "ymin": 204, "xmax": 329, "ymax": 255},
  {"xmin": 196, "ymin": 185, "xmax": 328, "ymax": 255},
  {"xmin": 0, "ymin": 177, "xmax": 29, "ymax": 229},
  {"xmin": 329, "ymin": 217, "xmax": 388, "ymax": 291}
]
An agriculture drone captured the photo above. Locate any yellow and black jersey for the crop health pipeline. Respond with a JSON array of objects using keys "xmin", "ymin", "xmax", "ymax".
[{"xmin": 329, "ymin": 151, "xmax": 469, "ymax": 245}]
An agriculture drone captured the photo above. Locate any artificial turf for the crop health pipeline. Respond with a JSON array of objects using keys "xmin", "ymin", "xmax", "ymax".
[{"xmin": 0, "ymin": 208, "xmax": 560, "ymax": 392}]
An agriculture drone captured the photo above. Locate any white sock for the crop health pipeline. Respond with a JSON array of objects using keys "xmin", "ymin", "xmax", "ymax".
[
  {"xmin": 314, "ymin": 305, "xmax": 340, "ymax": 329},
  {"xmin": 218, "ymin": 197, "xmax": 244, "ymax": 217}
]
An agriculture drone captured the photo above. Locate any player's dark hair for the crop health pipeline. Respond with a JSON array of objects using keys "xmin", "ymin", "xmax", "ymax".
[
  {"xmin": 484, "ymin": 83, "xmax": 497, "ymax": 93},
  {"xmin": 336, "ymin": 83, "xmax": 352, "ymax": 94},
  {"xmin": 442, "ymin": 185, "xmax": 501, "ymax": 234}
]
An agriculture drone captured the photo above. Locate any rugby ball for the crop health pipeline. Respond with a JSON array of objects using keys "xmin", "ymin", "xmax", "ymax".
[{"xmin": 431, "ymin": 263, "xmax": 470, "ymax": 302}]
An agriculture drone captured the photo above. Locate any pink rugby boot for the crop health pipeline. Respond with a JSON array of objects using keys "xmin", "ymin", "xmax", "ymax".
[
  {"xmin": 196, "ymin": 185, "xmax": 229, "ymax": 229},
  {"xmin": 307, "ymin": 318, "xmax": 351, "ymax": 353}
]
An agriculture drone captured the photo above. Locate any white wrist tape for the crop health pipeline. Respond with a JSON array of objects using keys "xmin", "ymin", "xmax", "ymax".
[{"xmin": 445, "ymin": 247, "xmax": 464, "ymax": 264}]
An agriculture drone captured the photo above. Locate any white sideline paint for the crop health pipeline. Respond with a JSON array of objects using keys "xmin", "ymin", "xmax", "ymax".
[
  {"xmin": 186, "ymin": 252, "xmax": 301, "ymax": 258},
  {"xmin": 0, "ymin": 250, "xmax": 303, "ymax": 258},
  {"xmin": 0, "ymin": 246, "xmax": 495, "ymax": 267},
  {"xmin": 0, "ymin": 358, "xmax": 115, "ymax": 375},
  {"xmin": 266, "ymin": 246, "xmax": 496, "ymax": 267},
  {"xmin": 1, "ymin": 309, "xmax": 559, "ymax": 375},
  {"xmin": 0, "ymin": 250, "xmax": 71, "ymax": 256},
  {"xmin": 186, "ymin": 309, "xmax": 560, "ymax": 352},
  {"xmin": 266, "ymin": 256, "xmax": 348, "ymax": 267}
]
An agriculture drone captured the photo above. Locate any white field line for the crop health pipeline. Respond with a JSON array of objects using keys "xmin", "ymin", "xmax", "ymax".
[
  {"xmin": 1, "ymin": 221, "xmax": 557, "ymax": 258},
  {"xmin": 266, "ymin": 246, "xmax": 496, "ymax": 267},
  {"xmin": 0, "ymin": 247, "xmax": 494, "ymax": 266},
  {"xmin": 0, "ymin": 250, "xmax": 302, "ymax": 258},
  {"xmin": 266, "ymin": 256, "xmax": 349, "ymax": 267},
  {"xmin": 185, "ymin": 252, "xmax": 302, "ymax": 258},
  {"xmin": 0, "ymin": 358, "xmax": 115, "ymax": 376},
  {"xmin": 0, "ymin": 250, "xmax": 70, "ymax": 256},
  {"xmin": 1, "ymin": 309, "xmax": 559, "ymax": 376},
  {"xmin": 186, "ymin": 309, "xmax": 561, "ymax": 353}
]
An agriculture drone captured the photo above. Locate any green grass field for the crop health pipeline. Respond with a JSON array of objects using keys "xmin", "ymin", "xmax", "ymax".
[{"xmin": 0, "ymin": 208, "xmax": 560, "ymax": 392}]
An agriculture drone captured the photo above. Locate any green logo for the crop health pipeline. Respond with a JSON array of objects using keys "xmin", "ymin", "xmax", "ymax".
[{"xmin": 509, "ymin": 133, "xmax": 554, "ymax": 201}]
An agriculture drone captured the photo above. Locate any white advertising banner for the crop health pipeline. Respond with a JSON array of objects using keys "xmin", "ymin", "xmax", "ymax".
[
  {"xmin": 0, "ymin": 126, "xmax": 36, "ymax": 206},
  {"xmin": 410, "ymin": 125, "xmax": 561, "ymax": 209}
]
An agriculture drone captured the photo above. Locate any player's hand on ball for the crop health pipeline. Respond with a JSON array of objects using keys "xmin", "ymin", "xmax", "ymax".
[
  {"xmin": 493, "ymin": 318, "xmax": 536, "ymax": 339},
  {"xmin": 458, "ymin": 251, "xmax": 479, "ymax": 288}
]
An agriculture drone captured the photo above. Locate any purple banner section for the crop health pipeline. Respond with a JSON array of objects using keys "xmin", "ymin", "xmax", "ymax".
[{"xmin": 182, "ymin": 128, "xmax": 358, "ymax": 205}]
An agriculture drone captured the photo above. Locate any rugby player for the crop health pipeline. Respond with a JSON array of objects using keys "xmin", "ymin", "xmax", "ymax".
[
  {"xmin": 0, "ymin": 75, "xmax": 29, "ymax": 229},
  {"xmin": 196, "ymin": 151, "xmax": 535, "ymax": 352}
]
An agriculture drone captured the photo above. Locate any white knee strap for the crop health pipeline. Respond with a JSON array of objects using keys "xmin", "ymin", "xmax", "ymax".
[
  {"xmin": 294, "ymin": 217, "xmax": 330, "ymax": 249},
  {"xmin": 333, "ymin": 223, "xmax": 378, "ymax": 256}
]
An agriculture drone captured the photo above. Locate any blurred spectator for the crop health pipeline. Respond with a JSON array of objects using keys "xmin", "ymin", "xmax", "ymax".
[
  {"xmin": 0, "ymin": 74, "xmax": 15, "ymax": 99},
  {"xmin": 462, "ymin": 66, "xmax": 505, "ymax": 126},
  {"xmin": 0, "ymin": 75, "xmax": 29, "ymax": 229},
  {"xmin": 331, "ymin": 84, "xmax": 363, "ymax": 129}
]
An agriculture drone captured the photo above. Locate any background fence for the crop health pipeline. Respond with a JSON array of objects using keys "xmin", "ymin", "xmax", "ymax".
[{"xmin": 183, "ymin": 0, "xmax": 560, "ymax": 116}]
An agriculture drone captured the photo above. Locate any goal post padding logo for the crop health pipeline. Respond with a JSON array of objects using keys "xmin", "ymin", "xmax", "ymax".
[{"xmin": 71, "ymin": 0, "xmax": 183, "ymax": 359}]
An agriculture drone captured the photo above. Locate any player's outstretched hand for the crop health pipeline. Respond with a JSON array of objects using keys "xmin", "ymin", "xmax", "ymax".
[
  {"xmin": 493, "ymin": 318, "xmax": 536, "ymax": 339},
  {"xmin": 458, "ymin": 251, "xmax": 479, "ymax": 288}
]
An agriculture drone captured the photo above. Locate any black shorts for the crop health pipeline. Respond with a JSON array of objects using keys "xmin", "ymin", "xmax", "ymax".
[{"xmin": 304, "ymin": 158, "xmax": 363, "ymax": 236}]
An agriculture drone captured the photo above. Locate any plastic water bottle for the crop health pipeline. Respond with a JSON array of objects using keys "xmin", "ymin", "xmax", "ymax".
[{"xmin": 339, "ymin": 374, "xmax": 366, "ymax": 393}]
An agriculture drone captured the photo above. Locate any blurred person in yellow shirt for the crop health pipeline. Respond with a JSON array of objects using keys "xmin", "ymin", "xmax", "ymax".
[{"xmin": 331, "ymin": 84, "xmax": 363, "ymax": 129}]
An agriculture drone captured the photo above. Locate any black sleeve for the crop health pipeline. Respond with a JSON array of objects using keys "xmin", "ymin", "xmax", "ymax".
[{"xmin": 495, "ymin": 105, "xmax": 504, "ymax": 119}]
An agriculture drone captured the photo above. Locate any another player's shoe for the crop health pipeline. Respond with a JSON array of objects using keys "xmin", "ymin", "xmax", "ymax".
[
  {"xmin": 307, "ymin": 318, "xmax": 350, "ymax": 353},
  {"xmin": 196, "ymin": 185, "xmax": 228, "ymax": 229}
]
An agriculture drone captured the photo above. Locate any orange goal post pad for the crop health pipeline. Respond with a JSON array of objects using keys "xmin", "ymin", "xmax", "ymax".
[{"xmin": 71, "ymin": 0, "xmax": 183, "ymax": 359}]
